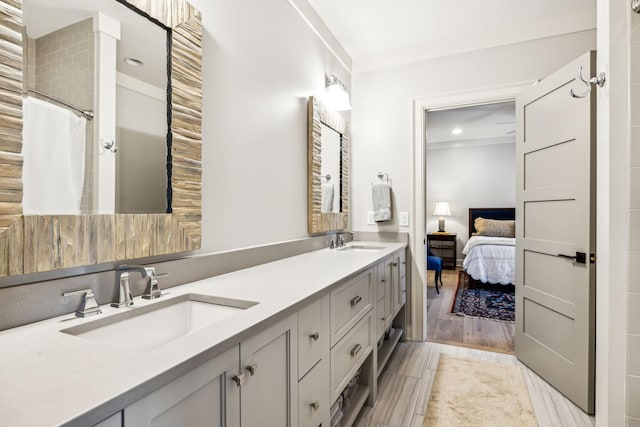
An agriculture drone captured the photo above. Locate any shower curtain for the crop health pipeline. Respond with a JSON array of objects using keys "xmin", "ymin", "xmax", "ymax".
[{"xmin": 22, "ymin": 96, "xmax": 87, "ymax": 215}]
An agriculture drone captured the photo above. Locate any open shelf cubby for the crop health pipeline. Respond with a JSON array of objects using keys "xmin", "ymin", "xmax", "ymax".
[
  {"xmin": 376, "ymin": 328, "xmax": 403, "ymax": 378},
  {"xmin": 341, "ymin": 384, "xmax": 370, "ymax": 427}
]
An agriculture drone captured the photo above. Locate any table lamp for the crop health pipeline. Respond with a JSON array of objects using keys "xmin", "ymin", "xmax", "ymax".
[{"xmin": 433, "ymin": 202, "xmax": 451, "ymax": 232}]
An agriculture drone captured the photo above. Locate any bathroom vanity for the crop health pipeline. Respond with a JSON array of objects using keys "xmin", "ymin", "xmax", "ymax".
[{"xmin": 0, "ymin": 241, "xmax": 406, "ymax": 426}]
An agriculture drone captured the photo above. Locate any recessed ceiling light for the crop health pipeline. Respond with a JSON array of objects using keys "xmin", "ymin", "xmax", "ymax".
[
  {"xmin": 451, "ymin": 128, "xmax": 462, "ymax": 135},
  {"xmin": 124, "ymin": 57, "xmax": 144, "ymax": 66}
]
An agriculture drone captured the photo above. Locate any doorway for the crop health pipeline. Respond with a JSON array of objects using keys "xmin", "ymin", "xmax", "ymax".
[{"xmin": 424, "ymin": 101, "xmax": 517, "ymax": 354}]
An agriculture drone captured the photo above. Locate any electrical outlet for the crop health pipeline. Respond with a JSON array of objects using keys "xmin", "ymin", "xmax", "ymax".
[
  {"xmin": 367, "ymin": 211, "xmax": 375, "ymax": 225},
  {"xmin": 399, "ymin": 211, "xmax": 409, "ymax": 226}
]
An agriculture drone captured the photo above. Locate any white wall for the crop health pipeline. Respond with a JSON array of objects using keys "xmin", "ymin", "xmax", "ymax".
[
  {"xmin": 351, "ymin": 30, "xmax": 596, "ymax": 233},
  {"xmin": 186, "ymin": 0, "xmax": 351, "ymax": 252},
  {"xmin": 426, "ymin": 142, "xmax": 515, "ymax": 261}
]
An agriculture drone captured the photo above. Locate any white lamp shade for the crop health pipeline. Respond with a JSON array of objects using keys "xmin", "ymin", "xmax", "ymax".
[
  {"xmin": 326, "ymin": 86, "xmax": 351, "ymax": 111},
  {"xmin": 433, "ymin": 202, "xmax": 451, "ymax": 216}
]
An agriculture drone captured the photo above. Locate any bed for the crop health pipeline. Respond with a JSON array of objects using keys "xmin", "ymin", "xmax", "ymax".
[{"xmin": 461, "ymin": 208, "xmax": 515, "ymax": 285}]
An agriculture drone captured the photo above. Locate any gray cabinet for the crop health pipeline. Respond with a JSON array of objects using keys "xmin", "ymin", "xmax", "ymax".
[
  {"xmin": 93, "ymin": 412, "xmax": 122, "ymax": 427},
  {"xmin": 124, "ymin": 314, "xmax": 297, "ymax": 427},
  {"xmin": 124, "ymin": 345, "xmax": 240, "ymax": 427},
  {"xmin": 298, "ymin": 296, "xmax": 331, "ymax": 427},
  {"xmin": 240, "ymin": 313, "xmax": 298, "ymax": 427}
]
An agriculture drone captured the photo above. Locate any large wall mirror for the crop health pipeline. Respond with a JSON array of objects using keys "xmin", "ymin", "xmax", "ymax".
[
  {"xmin": 0, "ymin": 0, "xmax": 202, "ymax": 277},
  {"xmin": 307, "ymin": 96, "xmax": 350, "ymax": 234}
]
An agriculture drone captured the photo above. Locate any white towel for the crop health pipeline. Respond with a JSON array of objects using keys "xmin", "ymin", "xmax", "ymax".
[
  {"xmin": 372, "ymin": 182, "xmax": 391, "ymax": 222},
  {"xmin": 321, "ymin": 183, "xmax": 334, "ymax": 213},
  {"xmin": 22, "ymin": 96, "xmax": 87, "ymax": 215}
]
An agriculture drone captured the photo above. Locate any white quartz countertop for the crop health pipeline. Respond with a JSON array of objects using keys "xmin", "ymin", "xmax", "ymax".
[{"xmin": 0, "ymin": 241, "xmax": 406, "ymax": 426}]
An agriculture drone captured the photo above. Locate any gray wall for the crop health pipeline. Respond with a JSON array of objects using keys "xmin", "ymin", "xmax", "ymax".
[
  {"xmin": 350, "ymin": 30, "xmax": 596, "ymax": 233},
  {"xmin": 426, "ymin": 142, "xmax": 516, "ymax": 261},
  {"xmin": 188, "ymin": 0, "xmax": 351, "ymax": 253}
]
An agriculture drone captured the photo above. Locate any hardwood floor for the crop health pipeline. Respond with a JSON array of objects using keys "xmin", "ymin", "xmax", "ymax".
[
  {"xmin": 426, "ymin": 268, "xmax": 515, "ymax": 354},
  {"xmin": 352, "ymin": 341, "xmax": 595, "ymax": 427}
]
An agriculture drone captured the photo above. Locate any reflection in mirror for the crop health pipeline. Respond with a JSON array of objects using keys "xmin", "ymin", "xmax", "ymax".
[
  {"xmin": 22, "ymin": 0, "xmax": 168, "ymax": 215},
  {"xmin": 0, "ymin": 0, "xmax": 202, "ymax": 278},
  {"xmin": 307, "ymin": 96, "xmax": 350, "ymax": 234},
  {"xmin": 320, "ymin": 123, "xmax": 341, "ymax": 213}
]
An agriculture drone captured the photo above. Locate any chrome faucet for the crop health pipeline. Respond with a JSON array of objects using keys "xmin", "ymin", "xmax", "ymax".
[{"xmin": 112, "ymin": 265, "xmax": 168, "ymax": 307}]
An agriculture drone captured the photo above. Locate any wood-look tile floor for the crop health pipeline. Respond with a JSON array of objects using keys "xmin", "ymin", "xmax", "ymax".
[
  {"xmin": 426, "ymin": 269, "xmax": 515, "ymax": 354},
  {"xmin": 352, "ymin": 341, "xmax": 595, "ymax": 427}
]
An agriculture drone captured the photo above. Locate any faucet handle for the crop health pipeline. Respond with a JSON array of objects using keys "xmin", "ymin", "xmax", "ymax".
[
  {"xmin": 63, "ymin": 289, "xmax": 102, "ymax": 318},
  {"xmin": 141, "ymin": 270, "xmax": 168, "ymax": 300}
]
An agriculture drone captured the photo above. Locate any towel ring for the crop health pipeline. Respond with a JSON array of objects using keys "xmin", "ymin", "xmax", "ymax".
[{"xmin": 377, "ymin": 172, "xmax": 389, "ymax": 182}]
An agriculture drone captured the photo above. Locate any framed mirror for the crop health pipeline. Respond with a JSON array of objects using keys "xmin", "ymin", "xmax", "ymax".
[
  {"xmin": 0, "ymin": 0, "xmax": 202, "ymax": 277},
  {"xmin": 307, "ymin": 96, "xmax": 350, "ymax": 234}
]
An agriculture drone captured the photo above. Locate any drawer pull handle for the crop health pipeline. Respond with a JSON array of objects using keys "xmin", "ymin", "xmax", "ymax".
[
  {"xmin": 310, "ymin": 401, "xmax": 320, "ymax": 411},
  {"xmin": 381, "ymin": 279, "xmax": 386, "ymax": 283},
  {"xmin": 309, "ymin": 331, "xmax": 320, "ymax": 341},
  {"xmin": 350, "ymin": 295, "xmax": 362, "ymax": 306},
  {"xmin": 392, "ymin": 262, "xmax": 398, "ymax": 267},
  {"xmin": 232, "ymin": 373, "xmax": 245, "ymax": 387},
  {"xmin": 350, "ymin": 343, "xmax": 362, "ymax": 357},
  {"xmin": 245, "ymin": 363, "xmax": 258, "ymax": 376}
]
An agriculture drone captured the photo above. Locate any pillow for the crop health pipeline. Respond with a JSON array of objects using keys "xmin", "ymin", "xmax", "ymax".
[{"xmin": 474, "ymin": 217, "xmax": 515, "ymax": 238}]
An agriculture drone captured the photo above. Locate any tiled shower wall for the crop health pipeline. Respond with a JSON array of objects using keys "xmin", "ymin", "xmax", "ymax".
[
  {"xmin": 32, "ymin": 19, "xmax": 96, "ymax": 213},
  {"xmin": 629, "ymin": 8, "xmax": 640, "ymax": 426}
]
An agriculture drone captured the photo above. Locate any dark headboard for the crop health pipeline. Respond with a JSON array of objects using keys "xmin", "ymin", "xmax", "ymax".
[{"xmin": 468, "ymin": 208, "xmax": 516, "ymax": 238}]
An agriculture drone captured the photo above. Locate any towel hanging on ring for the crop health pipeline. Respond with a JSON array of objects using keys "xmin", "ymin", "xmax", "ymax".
[{"xmin": 372, "ymin": 181, "xmax": 392, "ymax": 222}]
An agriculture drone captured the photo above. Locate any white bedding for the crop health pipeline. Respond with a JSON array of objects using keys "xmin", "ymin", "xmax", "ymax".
[{"xmin": 462, "ymin": 236, "xmax": 515, "ymax": 285}]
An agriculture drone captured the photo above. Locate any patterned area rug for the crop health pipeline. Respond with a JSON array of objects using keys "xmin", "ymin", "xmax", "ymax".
[{"xmin": 451, "ymin": 271, "xmax": 515, "ymax": 322}]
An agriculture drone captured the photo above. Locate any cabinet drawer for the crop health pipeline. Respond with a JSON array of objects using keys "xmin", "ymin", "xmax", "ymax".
[
  {"xmin": 330, "ymin": 312, "xmax": 372, "ymax": 402},
  {"xmin": 299, "ymin": 359, "xmax": 329, "ymax": 427},
  {"xmin": 298, "ymin": 297, "xmax": 327, "ymax": 379},
  {"xmin": 330, "ymin": 268, "xmax": 373, "ymax": 346}
]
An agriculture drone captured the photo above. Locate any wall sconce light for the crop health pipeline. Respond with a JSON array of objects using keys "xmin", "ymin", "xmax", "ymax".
[
  {"xmin": 325, "ymin": 74, "xmax": 351, "ymax": 111},
  {"xmin": 433, "ymin": 201, "xmax": 451, "ymax": 233}
]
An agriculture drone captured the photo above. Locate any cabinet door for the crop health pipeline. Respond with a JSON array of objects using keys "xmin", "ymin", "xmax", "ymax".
[
  {"xmin": 93, "ymin": 412, "xmax": 121, "ymax": 427},
  {"xmin": 240, "ymin": 313, "xmax": 298, "ymax": 427},
  {"xmin": 299, "ymin": 359, "xmax": 330, "ymax": 427},
  {"xmin": 383, "ymin": 258, "xmax": 394, "ymax": 330},
  {"xmin": 298, "ymin": 296, "xmax": 328, "ymax": 379},
  {"xmin": 125, "ymin": 346, "xmax": 240, "ymax": 427},
  {"xmin": 391, "ymin": 253, "xmax": 405, "ymax": 316}
]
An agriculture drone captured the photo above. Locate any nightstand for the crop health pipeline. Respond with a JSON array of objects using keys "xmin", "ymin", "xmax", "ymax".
[{"xmin": 426, "ymin": 233, "xmax": 457, "ymax": 270}]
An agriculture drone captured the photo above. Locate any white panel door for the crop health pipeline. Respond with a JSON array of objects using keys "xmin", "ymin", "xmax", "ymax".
[{"xmin": 515, "ymin": 51, "xmax": 596, "ymax": 414}]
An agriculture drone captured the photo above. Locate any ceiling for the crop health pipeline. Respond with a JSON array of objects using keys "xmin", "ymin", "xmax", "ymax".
[
  {"xmin": 307, "ymin": 0, "xmax": 597, "ymax": 72},
  {"xmin": 23, "ymin": 0, "xmax": 166, "ymax": 88},
  {"xmin": 426, "ymin": 102, "xmax": 515, "ymax": 149}
]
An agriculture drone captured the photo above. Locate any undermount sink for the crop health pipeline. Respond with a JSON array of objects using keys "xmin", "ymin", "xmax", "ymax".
[
  {"xmin": 61, "ymin": 294, "xmax": 257, "ymax": 352},
  {"xmin": 338, "ymin": 244, "xmax": 386, "ymax": 252}
]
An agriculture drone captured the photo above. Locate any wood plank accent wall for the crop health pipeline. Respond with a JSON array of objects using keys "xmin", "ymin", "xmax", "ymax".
[
  {"xmin": 0, "ymin": 0, "xmax": 202, "ymax": 277},
  {"xmin": 307, "ymin": 96, "xmax": 350, "ymax": 234}
]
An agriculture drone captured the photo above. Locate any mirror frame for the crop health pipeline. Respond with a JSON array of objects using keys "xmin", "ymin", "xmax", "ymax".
[
  {"xmin": 0, "ymin": 0, "xmax": 202, "ymax": 277},
  {"xmin": 307, "ymin": 96, "xmax": 350, "ymax": 234}
]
